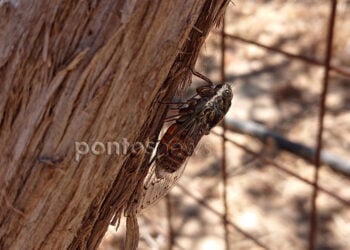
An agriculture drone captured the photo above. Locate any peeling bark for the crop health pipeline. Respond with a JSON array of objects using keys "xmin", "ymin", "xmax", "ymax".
[{"xmin": 0, "ymin": 0, "xmax": 229, "ymax": 249}]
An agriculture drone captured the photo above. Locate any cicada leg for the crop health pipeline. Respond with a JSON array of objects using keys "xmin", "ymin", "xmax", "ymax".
[
  {"xmin": 189, "ymin": 69, "xmax": 218, "ymax": 97},
  {"xmin": 190, "ymin": 69, "xmax": 214, "ymax": 87},
  {"xmin": 163, "ymin": 113, "xmax": 182, "ymax": 123},
  {"xmin": 158, "ymin": 100, "xmax": 190, "ymax": 112},
  {"xmin": 158, "ymin": 100, "xmax": 188, "ymax": 105}
]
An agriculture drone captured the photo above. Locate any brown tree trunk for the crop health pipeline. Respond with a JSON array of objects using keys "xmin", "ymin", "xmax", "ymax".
[{"xmin": 0, "ymin": 0, "xmax": 229, "ymax": 249}]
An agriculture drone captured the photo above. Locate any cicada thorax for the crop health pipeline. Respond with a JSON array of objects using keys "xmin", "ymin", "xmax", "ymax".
[{"xmin": 203, "ymin": 83, "xmax": 233, "ymax": 127}]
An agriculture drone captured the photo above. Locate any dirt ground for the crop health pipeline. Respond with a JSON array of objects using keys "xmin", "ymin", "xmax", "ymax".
[{"xmin": 100, "ymin": 1, "xmax": 350, "ymax": 249}]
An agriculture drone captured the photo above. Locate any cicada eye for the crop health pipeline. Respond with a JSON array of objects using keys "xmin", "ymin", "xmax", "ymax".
[{"xmin": 224, "ymin": 89, "xmax": 231, "ymax": 97}]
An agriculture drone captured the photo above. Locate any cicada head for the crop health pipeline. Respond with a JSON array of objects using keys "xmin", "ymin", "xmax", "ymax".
[{"xmin": 218, "ymin": 83, "xmax": 233, "ymax": 113}]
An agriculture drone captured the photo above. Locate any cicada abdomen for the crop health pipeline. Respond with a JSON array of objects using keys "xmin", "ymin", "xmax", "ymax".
[
  {"xmin": 133, "ymin": 79, "xmax": 233, "ymax": 213},
  {"xmin": 154, "ymin": 123, "xmax": 200, "ymax": 178}
]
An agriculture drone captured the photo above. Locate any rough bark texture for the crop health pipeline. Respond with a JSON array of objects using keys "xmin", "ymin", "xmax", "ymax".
[{"xmin": 0, "ymin": 0, "xmax": 229, "ymax": 249}]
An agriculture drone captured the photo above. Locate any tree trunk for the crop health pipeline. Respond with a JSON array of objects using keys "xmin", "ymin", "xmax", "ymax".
[{"xmin": 0, "ymin": 0, "xmax": 229, "ymax": 249}]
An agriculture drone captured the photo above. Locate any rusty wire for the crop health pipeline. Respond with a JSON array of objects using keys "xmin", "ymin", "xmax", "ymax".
[
  {"xmin": 219, "ymin": 32, "xmax": 350, "ymax": 78},
  {"xmin": 309, "ymin": 0, "xmax": 338, "ymax": 249},
  {"xmin": 166, "ymin": 194, "xmax": 174, "ymax": 250},
  {"xmin": 220, "ymin": 16, "xmax": 230, "ymax": 250}
]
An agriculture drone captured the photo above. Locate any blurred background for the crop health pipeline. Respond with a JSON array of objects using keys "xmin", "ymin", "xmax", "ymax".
[{"xmin": 100, "ymin": 1, "xmax": 350, "ymax": 249}]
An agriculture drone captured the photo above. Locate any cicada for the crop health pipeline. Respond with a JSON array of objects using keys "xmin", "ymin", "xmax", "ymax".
[{"xmin": 134, "ymin": 73, "xmax": 233, "ymax": 212}]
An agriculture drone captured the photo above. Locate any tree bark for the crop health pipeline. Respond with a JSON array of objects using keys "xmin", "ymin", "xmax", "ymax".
[{"xmin": 0, "ymin": 0, "xmax": 229, "ymax": 249}]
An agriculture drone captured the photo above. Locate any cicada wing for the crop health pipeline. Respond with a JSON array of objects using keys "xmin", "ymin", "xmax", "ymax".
[
  {"xmin": 134, "ymin": 102, "xmax": 205, "ymax": 213},
  {"xmin": 135, "ymin": 157, "xmax": 190, "ymax": 213}
]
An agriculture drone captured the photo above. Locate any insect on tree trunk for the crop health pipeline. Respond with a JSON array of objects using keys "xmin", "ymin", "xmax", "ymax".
[{"xmin": 0, "ymin": 0, "xmax": 230, "ymax": 249}]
